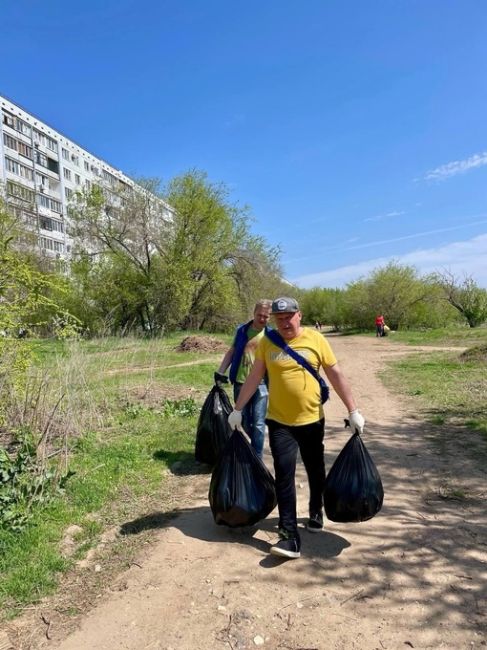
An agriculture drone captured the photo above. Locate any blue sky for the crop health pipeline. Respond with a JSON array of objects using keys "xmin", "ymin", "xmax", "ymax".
[{"xmin": 2, "ymin": 1, "xmax": 487, "ymax": 287}]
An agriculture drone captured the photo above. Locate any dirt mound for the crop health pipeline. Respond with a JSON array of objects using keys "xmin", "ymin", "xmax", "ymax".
[
  {"xmin": 460, "ymin": 343, "xmax": 487, "ymax": 363},
  {"xmin": 176, "ymin": 335, "xmax": 228, "ymax": 353}
]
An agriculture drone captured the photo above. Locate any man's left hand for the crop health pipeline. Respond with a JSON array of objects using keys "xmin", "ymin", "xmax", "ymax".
[{"xmin": 348, "ymin": 409, "xmax": 365, "ymax": 434}]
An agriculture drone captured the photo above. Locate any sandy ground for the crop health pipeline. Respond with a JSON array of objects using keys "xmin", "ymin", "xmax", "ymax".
[{"xmin": 4, "ymin": 335, "xmax": 487, "ymax": 650}]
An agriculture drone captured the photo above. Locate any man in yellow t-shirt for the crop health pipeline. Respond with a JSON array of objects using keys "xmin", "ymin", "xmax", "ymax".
[{"xmin": 228, "ymin": 297, "xmax": 365, "ymax": 560}]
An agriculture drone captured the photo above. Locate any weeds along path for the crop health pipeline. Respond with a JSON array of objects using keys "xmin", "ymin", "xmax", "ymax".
[{"xmin": 11, "ymin": 336, "xmax": 487, "ymax": 649}]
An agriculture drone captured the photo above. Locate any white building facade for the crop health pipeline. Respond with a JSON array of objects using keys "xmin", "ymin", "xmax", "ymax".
[{"xmin": 0, "ymin": 94, "xmax": 172, "ymax": 260}]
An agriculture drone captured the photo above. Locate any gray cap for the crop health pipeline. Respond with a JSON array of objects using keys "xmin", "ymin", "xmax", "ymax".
[{"xmin": 271, "ymin": 297, "xmax": 300, "ymax": 313}]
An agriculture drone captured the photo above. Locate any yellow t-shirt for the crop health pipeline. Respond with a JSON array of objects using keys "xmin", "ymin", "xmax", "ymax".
[{"xmin": 255, "ymin": 327, "xmax": 337, "ymax": 426}]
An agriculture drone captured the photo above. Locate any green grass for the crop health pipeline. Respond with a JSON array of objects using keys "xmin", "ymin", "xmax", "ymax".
[
  {"xmin": 386, "ymin": 324, "xmax": 487, "ymax": 346},
  {"xmin": 383, "ymin": 340, "xmax": 487, "ymax": 441},
  {"xmin": 0, "ymin": 333, "xmax": 226, "ymax": 619},
  {"xmin": 3, "ymin": 326, "xmax": 486, "ymax": 617}
]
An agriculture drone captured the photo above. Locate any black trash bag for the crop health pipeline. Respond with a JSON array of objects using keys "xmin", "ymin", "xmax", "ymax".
[
  {"xmin": 195, "ymin": 385, "xmax": 233, "ymax": 465},
  {"xmin": 209, "ymin": 429, "xmax": 277, "ymax": 527},
  {"xmin": 324, "ymin": 432, "xmax": 384, "ymax": 523}
]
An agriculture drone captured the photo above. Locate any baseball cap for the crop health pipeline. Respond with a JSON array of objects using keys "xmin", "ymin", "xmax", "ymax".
[{"xmin": 271, "ymin": 297, "xmax": 300, "ymax": 313}]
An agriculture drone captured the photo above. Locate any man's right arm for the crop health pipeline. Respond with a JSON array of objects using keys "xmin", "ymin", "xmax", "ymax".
[
  {"xmin": 228, "ymin": 359, "xmax": 266, "ymax": 430},
  {"xmin": 217, "ymin": 346, "xmax": 235, "ymax": 375}
]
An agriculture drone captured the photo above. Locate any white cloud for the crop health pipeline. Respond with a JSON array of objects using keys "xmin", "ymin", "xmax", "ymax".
[
  {"xmin": 425, "ymin": 151, "xmax": 487, "ymax": 181},
  {"xmin": 292, "ymin": 233, "xmax": 487, "ymax": 289}
]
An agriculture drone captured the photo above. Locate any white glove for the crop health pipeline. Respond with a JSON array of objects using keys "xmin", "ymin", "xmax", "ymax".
[
  {"xmin": 228, "ymin": 409, "xmax": 243, "ymax": 431},
  {"xmin": 348, "ymin": 409, "xmax": 365, "ymax": 434}
]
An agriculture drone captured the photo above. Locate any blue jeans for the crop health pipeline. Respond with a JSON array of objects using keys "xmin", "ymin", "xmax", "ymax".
[
  {"xmin": 267, "ymin": 418, "xmax": 325, "ymax": 539},
  {"xmin": 233, "ymin": 382, "xmax": 268, "ymax": 458}
]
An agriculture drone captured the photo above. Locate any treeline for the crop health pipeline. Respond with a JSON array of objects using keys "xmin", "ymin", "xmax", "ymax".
[
  {"xmin": 1, "ymin": 169, "xmax": 487, "ymax": 342},
  {"xmin": 296, "ymin": 263, "xmax": 487, "ymax": 331}
]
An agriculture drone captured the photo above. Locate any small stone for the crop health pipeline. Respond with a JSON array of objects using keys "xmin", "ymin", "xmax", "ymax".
[
  {"xmin": 94, "ymin": 564, "xmax": 102, "ymax": 572},
  {"xmin": 254, "ymin": 635, "xmax": 265, "ymax": 646},
  {"xmin": 217, "ymin": 605, "xmax": 227, "ymax": 611}
]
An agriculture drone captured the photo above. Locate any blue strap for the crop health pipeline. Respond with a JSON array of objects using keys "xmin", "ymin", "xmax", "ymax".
[
  {"xmin": 265, "ymin": 329, "xmax": 329, "ymax": 403},
  {"xmin": 229, "ymin": 321, "xmax": 251, "ymax": 384}
]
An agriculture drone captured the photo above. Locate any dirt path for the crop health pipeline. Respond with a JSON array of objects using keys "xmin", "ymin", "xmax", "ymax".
[{"xmin": 8, "ymin": 336, "xmax": 487, "ymax": 649}]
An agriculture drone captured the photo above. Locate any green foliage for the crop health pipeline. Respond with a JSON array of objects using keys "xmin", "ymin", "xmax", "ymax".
[
  {"xmin": 298, "ymin": 261, "xmax": 465, "ymax": 332},
  {"xmin": 68, "ymin": 171, "xmax": 283, "ymax": 335},
  {"xmin": 0, "ymin": 430, "xmax": 71, "ymax": 532},
  {"xmin": 432, "ymin": 272, "xmax": 487, "ymax": 328},
  {"xmin": 299, "ymin": 287, "xmax": 346, "ymax": 329},
  {"xmin": 383, "ymin": 333, "xmax": 487, "ymax": 440},
  {"xmin": 344, "ymin": 262, "xmax": 437, "ymax": 330},
  {"xmin": 123, "ymin": 397, "xmax": 197, "ymax": 419},
  {"xmin": 162, "ymin": 170, "xmax": 282, "ymax": 331}
]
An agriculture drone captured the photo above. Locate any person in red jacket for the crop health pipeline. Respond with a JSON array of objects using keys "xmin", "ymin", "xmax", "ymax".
[{"xmin": 375, "ymin": 314, "xmax": 385, "ymax": 337}]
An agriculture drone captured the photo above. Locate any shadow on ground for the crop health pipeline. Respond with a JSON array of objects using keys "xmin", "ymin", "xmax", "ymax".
[{"xmin": 119, "ymin": 505, "xmax": 351, "ymax": 563}]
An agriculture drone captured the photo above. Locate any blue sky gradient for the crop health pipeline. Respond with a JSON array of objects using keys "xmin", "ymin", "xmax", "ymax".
[{"xmin": 2, "ymin": 1, "xmax": 487, "ymax": 287}]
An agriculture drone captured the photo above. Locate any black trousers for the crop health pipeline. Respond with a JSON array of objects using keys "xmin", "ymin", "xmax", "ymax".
[{"xmin": 267, "ymin": 418, "xmax": 325, "ymax": 539}]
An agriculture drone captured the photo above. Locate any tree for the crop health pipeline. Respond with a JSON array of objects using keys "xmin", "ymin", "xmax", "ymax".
[
  {"xmin": 432, "ymin": 271, "xmax": 487, "ymax": 328},
  {"xmin": 161, "ymin": 170, "xmax": 282, "ymax": 331},
  {"xmin": 299, "ymin": 287, "xmax": 346, "ymax": 330},
  {"xmin": 69, "ymin": 177, "xmax": 171, "ymax": 335}
]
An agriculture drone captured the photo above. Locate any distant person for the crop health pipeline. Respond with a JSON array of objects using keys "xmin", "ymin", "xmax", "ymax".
[
  {"xmin": 375, "ymin": 314, "xmax": 385, "ymax": 337},
  {"xmin": 215, "ymin": 299, "xmax": 272, "ymax": 458},
  {"xmin": 228, "ymin": 296, "xmax": 365, "ymax": 559}
]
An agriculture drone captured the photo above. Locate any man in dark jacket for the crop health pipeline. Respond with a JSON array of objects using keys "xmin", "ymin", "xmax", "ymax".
[{"xmin": 215, "ymin": 299, "xmax": 272, "ymax": 458}]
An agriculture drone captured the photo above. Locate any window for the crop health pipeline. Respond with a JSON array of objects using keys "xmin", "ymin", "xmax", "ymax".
[
  {"xmin": 3, "ymin": 133, "xmax": 17, "ymax": 151},
  {"xmin": 35, "ymin": 152, "xmax": 59, "ymax": 175},
  {"xmin": 36, "ymin": 151, "xmax": 48, "ymax": 167},
  {"xmin": 6, "ymin": 157, "xmax": 34, "ymax": 181},
  {"xmin": 39, "ymin": 216, "xmax": 64, "ymax": 233},
  {"xmin": 62, "ymin": 148, "xmax": 70, "ymax": 160},
  {"xmin": 63, "ymin": 168, "xmax": 72, "ymax": 181},
  {"xmin": 71, "ymin": 154, "xmax": 79, "ymax": 166},
  {"xmin": 3, "ymin": 112, "xmax": 15, "ymax": 128},
  {"xmin": 5, "ymin": 157, "xmax": 19, "ymax": 174},
  {"xmin": 40, "ymin": 237, "xmax": 65, "ymax": 253},
  {"xmin": 65, "ymin": 187, "xmax": 73, "ymax": 199},
  {"xmin": 74, "ymin": 174, "xmax": 81, "ymax": 185},
  {"xmin": 39, "ymin": 194, "xmax": 50, "ymax": 208},
  {"xmin": 19, "ymin": 163, "xmax": 34, "ymax": 181},
  {"xmin": 7, "ymin": 180, "xmax": 35, "ymax": 203},
  {"xmin": 38, "ymin": 194, "xmax": 62, "ymax": 213},
  {"xmin": 17, "ymin": 141, "xmax": 33, "ymax": 159},
  {"xmin": 33, "ymin": 129, "xmax": 57, "ymax": 151},
  {"xmin": 36, "ymin": 172, "xmax": 48, "ymax": 188},
  {"xmin": 15, "ymin": 118, "xmax": 31, "ymax": 137},
  {"xmin": 84, "ymin": 161, "xmax": 90, "ymax": 171},
  {"xmin": 47, "ymin": 158, "xmax": 59, "ymax": 174}
]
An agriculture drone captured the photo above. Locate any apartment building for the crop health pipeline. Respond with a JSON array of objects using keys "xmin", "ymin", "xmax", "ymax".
[{"xmin": 0, "ymin": 94, "xmax": 172, "ymax": 260}]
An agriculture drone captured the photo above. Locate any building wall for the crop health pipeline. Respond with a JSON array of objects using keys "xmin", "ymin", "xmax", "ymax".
[{"xmin": 0, "ymin": 94, "xmax": 172, "ymax": 260}]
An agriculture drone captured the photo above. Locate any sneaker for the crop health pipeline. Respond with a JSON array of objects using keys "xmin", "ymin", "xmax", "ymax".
[
  {"xmin": 270, "ymin": 536, "xmax": 301, "ymax": 559},
  {"xmin": 307, "ymin": 512, "xmax": 323, "ymax": 533}
]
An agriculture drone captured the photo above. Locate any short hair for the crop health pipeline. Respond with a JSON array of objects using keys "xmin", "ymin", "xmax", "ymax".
[{"xmin": 254, "ymin": 299, "xmax": 272, "ymax": 312}]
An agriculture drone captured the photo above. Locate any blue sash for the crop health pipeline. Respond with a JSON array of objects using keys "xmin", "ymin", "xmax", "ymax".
[{"xmin": 265, "ymin": 329, "xmax": 329, "ymax": 403}]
